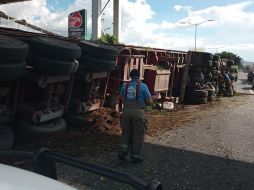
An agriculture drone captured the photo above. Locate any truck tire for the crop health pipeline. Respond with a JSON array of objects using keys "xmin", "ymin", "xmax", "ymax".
[
  {"xmin": 204, "ymin": 52, "xmax": 213, "ymax": 60},
  {"xmin": 0, "ymin": 61, "xmax": 26, "ymax": 81},
  {"xmin": 17, "ymin": 117, "xmax": 67, "ymax": 137},
  {"xmin": 205, "ymin": 60, "xmax": 213, "ymax": 67},
  {"xmin": 185, "ymin": 96, "xmax": 208, "ymax": 104},
  {"xmin": 0, "ymin": 35, "xmax": 29, "ymax": 61},
  {"xmin": 185, "ymin": 89, "xmax": 208, "ymax": 98},
  {"xmin": 28, "ymin": 55, "xmax": 79, "ymax": 75},
  {"xmin": 208, "ymin": 95, "xmax": 215, "ymax": 102},
  {"xmin": 79, "ymin": 41, "xmax": 120, "ymax": 60},
  {"xmin": 190, "ymin": 71, "xmax": 204, "ymax": 83},
  {"xmin": 30, "ymin": 37, "xmax": 81, "ymax": 61},
  {"xmin": 79, "ymin": 55, "xmax": 116, "ymax": 72},
  {"xmin": 76, "ymin": 65, "xmax": 93, "ymax": 83},
  {"xmin": 0, "ymin": 125, "xmax": 14, "ymax": 150}
]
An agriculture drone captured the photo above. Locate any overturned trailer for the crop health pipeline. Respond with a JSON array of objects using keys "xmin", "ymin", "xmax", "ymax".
[
  {"xmin": 106, "ymin": 45, "xmax": 190, "ymax": 108},
  {"xmin": 0, "ymin": 26, "xmax": 192, "ymax": 149}
]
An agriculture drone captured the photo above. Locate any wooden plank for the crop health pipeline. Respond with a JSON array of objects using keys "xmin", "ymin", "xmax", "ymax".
[
  {"xmin": 123, "ymin": 57, "xmax": 129, "ymax": 81},
  {"xmin": 168, "ymin": 61, "xmax": 176, "ymax": 97},
  {"xmin": 118, "ymin": 55, "xmax": 145, "ymax": 58},
  {"xmin": 179, "ymin": 51, "xmax": 192, "ymax": 102}
]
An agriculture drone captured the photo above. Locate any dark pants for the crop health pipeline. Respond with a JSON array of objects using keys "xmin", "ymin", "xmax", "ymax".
[
  {"xmin": 120, "ymin": 107, "xmax": 147, "ymax": 160},
  {"xmin": 225, "ymin": 81, "xmax": 233, "ymax": 97}
]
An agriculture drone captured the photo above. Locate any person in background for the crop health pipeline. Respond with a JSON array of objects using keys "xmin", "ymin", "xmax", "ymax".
[
  {"xmin": 227, "ymin": 70, "xmax": 235, "ymax": 95},
  {"xmin": 119, "ymin": 69, "xmax": 152, "ymax": 163}
]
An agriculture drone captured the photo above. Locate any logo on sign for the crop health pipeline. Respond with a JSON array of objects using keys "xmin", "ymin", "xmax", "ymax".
[{"xmin": 68, "ymin": 11, "xmax": 83, "ymax": 28}]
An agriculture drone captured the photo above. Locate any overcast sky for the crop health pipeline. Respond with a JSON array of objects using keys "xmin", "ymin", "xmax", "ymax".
[{"xmin": 1, "ymin": 0, "xmax": 254, "ymax": 61}]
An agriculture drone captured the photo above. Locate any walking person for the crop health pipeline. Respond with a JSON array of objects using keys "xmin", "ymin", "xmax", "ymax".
[
  {"xmin": 119, "ymin": 69, "xmax": 152, "ymax": 163},
  {"xmin": 224, "ymin": 70, "xmax": 233, "ymax": 97}
]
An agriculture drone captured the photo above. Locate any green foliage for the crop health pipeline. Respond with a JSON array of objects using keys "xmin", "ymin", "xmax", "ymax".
[
  {"xmin": 216, "ymin": 51, "xmax": 244, "ymax": 69},
  {"xmin": 98, "ymin": 34, "xmax": 119, "ymax": 44}
]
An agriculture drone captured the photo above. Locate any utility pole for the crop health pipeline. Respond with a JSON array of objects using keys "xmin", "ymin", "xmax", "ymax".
[
  {"xmin": 113, "ymin": 0, "xmax": 121, "ymax": 42},
  {"xmin": 92, "ymin": 0, "xmax": 102, "ymax": 40},
  {"xmin": 180, "ymin": 19, "xmax": 215, "ymax": 51}
]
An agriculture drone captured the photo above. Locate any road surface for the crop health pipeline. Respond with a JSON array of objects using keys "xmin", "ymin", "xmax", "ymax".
[
  {"xmin": 55, "ymin": 94, "xmax": 254, "ymax": 190},
  {"xmin": 5, "ymin": 71, "xmax": 254, "ymax": 190},
  {"xmin": 234, "ymin": 72, "xmax": 254, "ymax": 95}
]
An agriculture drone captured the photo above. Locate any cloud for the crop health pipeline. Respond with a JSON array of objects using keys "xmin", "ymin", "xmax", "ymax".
[
  {"xmin": 0, "ymin": 0, "xmax": 67, "ymax": 35},
  {"xmin": 0, "ymin": 0, "xmax": 254, "ymax": 60},
  {"xmin": 176, "ymin": 1, "xmax": 254, "ymax": 60},
  {"xmin": 174, "ymin": 5, "xmax": 192, "ymax": 12},
  {"xmin": 160, "ymin": 21, "xmax": 177, "ymax": 30}
]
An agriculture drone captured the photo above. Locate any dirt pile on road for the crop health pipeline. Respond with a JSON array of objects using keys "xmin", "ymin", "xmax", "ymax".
[
  {"xmin": 12, "ymin": 100, "xmax": 220, "ymax": 157},
  {"xmin": 88, "ymin": 107, "xmax": 121, "ymax": 134}
]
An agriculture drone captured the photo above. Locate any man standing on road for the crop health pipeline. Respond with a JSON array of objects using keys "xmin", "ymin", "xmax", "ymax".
[
  {"xmin": 119, "ymin": 69, "xmax": 152, "ymax": 163},
  {"xmin": 224, "ymin": 70, "xmax": 234, "ymax": 97}
]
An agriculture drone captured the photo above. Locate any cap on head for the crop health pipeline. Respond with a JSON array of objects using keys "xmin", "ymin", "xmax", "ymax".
[{"xmin": 130, "ymin": 69, "xmax": 140, "ymax": 77}]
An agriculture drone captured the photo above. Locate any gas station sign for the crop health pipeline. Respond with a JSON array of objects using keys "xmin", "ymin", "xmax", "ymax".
[{"xmin": 68, "ymin": 9, "xmax": 87, "ymax": 39}]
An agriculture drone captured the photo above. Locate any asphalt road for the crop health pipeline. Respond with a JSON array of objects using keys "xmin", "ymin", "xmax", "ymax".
[
  {"xmin": 56, "ymin": 93, "xmax": 254, "ymax": 190},
  {"xmin": 6, "ymin": 72, "xmax": 253, "ymax": 190},
  {"xmin": 234, "ymin": 72, "xmax": 254, "ymax": 94}
]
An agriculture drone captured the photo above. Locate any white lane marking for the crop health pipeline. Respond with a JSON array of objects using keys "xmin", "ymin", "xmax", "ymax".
[{"xmin": 249, "ymin": 90, "xmax": 254, "ymax": 94}]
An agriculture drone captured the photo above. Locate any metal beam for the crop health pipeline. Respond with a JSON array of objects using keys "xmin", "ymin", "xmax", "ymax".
[
  {"xmin": 0, "ymin": 0, "xmax": 30, "ymax": 5},
  {"xmin": 0, "ymin": 11, "xmax": 60, "ymax": 36}
]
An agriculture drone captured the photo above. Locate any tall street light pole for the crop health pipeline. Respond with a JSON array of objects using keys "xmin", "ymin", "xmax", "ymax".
[{"xmin": 180, "ymin": 19, "xmax": 215, "ymax": 51}]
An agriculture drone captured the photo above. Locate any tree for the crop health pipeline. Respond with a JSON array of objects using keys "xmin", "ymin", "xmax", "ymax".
[
  {"xmin": 216, "ymin": 51, "xmax": 244, "ymax": 69},
  {"xmin": 98, "ymin": 34, "xmax": 119, "ymax": 44}
]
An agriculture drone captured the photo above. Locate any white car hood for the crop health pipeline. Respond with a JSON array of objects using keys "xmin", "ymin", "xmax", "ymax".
[{"xmin": 0, "ymin": 163, "xmax": 77, "ymax": 190}]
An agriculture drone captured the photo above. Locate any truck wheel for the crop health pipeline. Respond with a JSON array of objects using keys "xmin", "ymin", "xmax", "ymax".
[
  {"xmin": 208, "ymin": 95, "xmax": 215, "ymax": 102},
  {"xmin": 185, "ymin": 89, "xmax": 208, "ymax": 98},
  {"xmin": 205, "ymin": 60, "xmax": 213, "ymax": 67},
  {"xmin": 185, "ymin": 96, "xmax": 208, "ymax": 104},
  {"xmin": 28, "ymin": 55, "xmax": 79, "ymax": 75},
  {"xmin": 78, "ymin": 55, "xmax": 116, "ymax": 72},
  {"xmin": 17, "ymin": 117, "xmax": 67, "ymax": 137},
  {"xmin": 204, "ymin": 52, "xmax": 213, "ymax": 60},
  {"xmin": 30, "ymin": 37, "xmax": 81, "ymax": 61},
  {"xmin": 79, "ymin": 41, "xmax": 120, "ymax": 61},
  {"xmin": 76, "ymin": 65, "xmax": 93, "ymax": 83},
  {"xmin": 0, "ymin": 35, "xmax": 29, "ymax": 61},
  {"xmin": 0, "ymin": 125, "xmax": 14, "ymax": 150},
  {"xmin": 190, "ymin": 72, "xmax": 204, "ymax": 83},
  {"xmin": 0, "ymin": 61, "xmax": 26, "ymax": 81}
]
